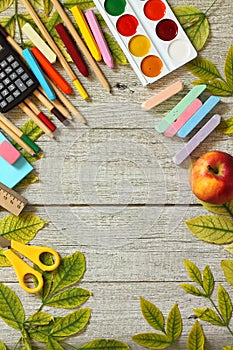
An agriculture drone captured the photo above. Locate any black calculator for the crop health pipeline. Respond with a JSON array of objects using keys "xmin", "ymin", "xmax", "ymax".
[{"xmin": 0, "ymin": 33, "xmax": 39, "ymax": 113}]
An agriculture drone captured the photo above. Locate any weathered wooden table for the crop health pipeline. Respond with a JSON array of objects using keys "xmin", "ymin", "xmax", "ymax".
[{"xmin": 0, "ymin": 0, "xmax": 233, "ymax": 348}]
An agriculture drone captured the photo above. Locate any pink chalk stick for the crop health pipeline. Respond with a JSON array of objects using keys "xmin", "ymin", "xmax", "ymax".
[
  {"xmin": 0, "ymin": 141, "xmax": 21, "ymax": 164},
  {"xmin": 164, "ymin": 98, "xmax": 202, "ymax": 138}
]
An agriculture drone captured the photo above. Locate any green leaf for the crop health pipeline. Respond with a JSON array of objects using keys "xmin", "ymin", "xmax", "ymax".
[
  {"xmin": 0, "ymin": 282, "xmax": 25, "ymax": 330},
  {"xmin": 43, "ymin": 0, "xmax": 53, "ymax": 16},
  {"xmin": 17, "ymin": 13, "xmax": 36, "ymax": 30},
  {"xmin": 224, "ymin": 243, "xmax": 233, "ymax": 255},
  {"xmin": 0, "ymin": 341, "xmax": 6, "ymax": 350},
  {"xmin": 17, "ymin": 172, "xmax": 39, "ymax": 187},
  {"xmin": 185, "ymin": 215, "xmax": 233, "ymax": 244},
  {"xmin": 218, "ymin": 285, "xmax": 232, "ymax": 325},
  {"xmin": 0, "ymin": 213, "xmax": 46, "ymax": 243},
  {"xmin": 140, "ymin": 297, "xmax": 165, "ymax": 332},
  {"xmin": 223, "ymin": 347, "xmax": 233, "ymax": 350},
  {"xmin": 200, "ymin": 200, "xmax": 233, "ymax": 217},
  {"xmin": 194, "ymin": 308, "xmax": 224, "ymax": 326},
  {"xmin": 0, "ymin": 214, "xmax": 46, "ymax": 266},
  {"xmin": 203, "ymin": 80, "xmax": 233, "ymax": 96},
  {"xmin": 103, "ymin": 31, "xmax": 127, "ymax": 65},
  {"xmin": 187, "ymin": 321, "xmax": 205, "ymax": 350},
  {"xmin": 28, "ymin": 317, "xmax": 62, "ymax": 343},
  {"xmin": 20, "ymin": 119, "xmax": 44, "ymax": 141},
  {"xmin": 49, "ymin": 308, "xmax": 91, "ymax": 338},
  {"xmin": 186, "ymin": 57, "xmax": 222, "ymax": 81},
  {"xmin": 218, "ymin": 117, "xmax": 233, "ymax": 135},
  {"xmin": 27, "ymin": 0, "xmax": 44, "ymax": 10},
  {"xmin": 173, "ymin": 6, "xmax": 209, "ymax": 51},
  {"xmin": 184, "ymin": 259, "xmax": 203, "ymax": 286},
  {"xmin": 0, "ymin": 248, "xmax": 11, "ymax": 267},
  {"xmin": 224, "ymin": 45, "xmax": 233, "ymax": 88},
  {"xmin": 44, "ymin": 287, "xmax": 91, "ymax": 308},
  {"xmin": 0, "ymin": 16, "xmax": 15, "ymax": 37},
  {"xmin": 48, "ymin": 251, "xmax": 86, "ymax": 296},
  {"xmin": 132, "ymin": 333, "xmax": 171, "ymax": 349},
  {"xmin": 46, "ymin": 337, "xmax": 64, "ymax": 350},
  {"xmin": 27, "ymin": 312, "xmax": 54, "ymax": 326},
  {"xmin": 78, "ymin": 339, "xmax": 130, "ymax": 349},
  {"xmin": 166, "ymin": 304, "xmax": 182, "ymax": 342},
  {"xmin": 221, "ymin": 260, "xmax": 233, "ymax": 286},
  {"xmin": 180, "ymin": 284, "xmax": 203, "ymax": 297},
  {"xmin": 37, "ymin": 253, "xmax": 55, "ymax": 301},
  {"xmin": 202, "ymin": 265, "xmax": 214, "ymax": 297},
  {"xmin": 0, "ymin": 0, "xmax": 14, "ymax": 13},
  {"xmin": 64, "ymin": 0, "xmax": 95, "ymax": 10}
]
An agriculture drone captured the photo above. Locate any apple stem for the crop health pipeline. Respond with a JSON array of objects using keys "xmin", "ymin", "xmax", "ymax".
[{"xmin": 207, "ymin": 165, "xmax": 219, "ymax": 174}]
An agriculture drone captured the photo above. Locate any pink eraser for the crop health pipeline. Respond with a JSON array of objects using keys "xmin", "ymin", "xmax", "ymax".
[{"xmin": 0, "ymin": 141, "xmax": 21, "ymax": 164}]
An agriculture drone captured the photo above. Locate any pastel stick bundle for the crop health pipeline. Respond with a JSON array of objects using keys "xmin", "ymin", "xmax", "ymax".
[
  {"xmin": 93, "ymin": 0, "xmax": 197, "ymax": 85},
  {"xmin": 144, "ymin": 82, "xmax": 221, "ymax": 164}
]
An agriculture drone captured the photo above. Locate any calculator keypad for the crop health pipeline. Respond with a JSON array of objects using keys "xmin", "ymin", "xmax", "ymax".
[{"xmin": 0, "ymin": 49, "xmax": 39, "ymax": 113}]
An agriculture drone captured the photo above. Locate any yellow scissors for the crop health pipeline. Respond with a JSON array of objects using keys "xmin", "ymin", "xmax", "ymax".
[{"xmin": 0, "ymin": 236, "xmax": 60, "ymax": 294}]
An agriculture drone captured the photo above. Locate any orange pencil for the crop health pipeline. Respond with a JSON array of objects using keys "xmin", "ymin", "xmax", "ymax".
[{"xmin": 31, "ymin": 47, "xmax": 72, "ymax": 95}]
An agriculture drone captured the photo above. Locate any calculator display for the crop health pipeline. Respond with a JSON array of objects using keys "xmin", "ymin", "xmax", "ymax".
[{"xmin": 0, "ymin": 34, "xmax": 39, "ymax": 113}]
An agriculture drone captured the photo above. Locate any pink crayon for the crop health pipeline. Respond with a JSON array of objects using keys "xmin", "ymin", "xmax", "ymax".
[
  {"xmin": 164, "ymin": 98, "xmax": 202, "ymax": 138},
  {"xmin": 85, "ymin": 10, "xmax": 114, "ymax": 69}
]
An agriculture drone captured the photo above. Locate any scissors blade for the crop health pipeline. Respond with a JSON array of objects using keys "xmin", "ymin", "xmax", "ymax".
[{"xmin": 0, "ymin": 236, "xmax": 11, "ymax": 248}]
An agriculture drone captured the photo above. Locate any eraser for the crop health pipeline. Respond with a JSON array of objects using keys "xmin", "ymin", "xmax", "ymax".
[
  {"xmin": 22, "ymin": 23, "xmax": 57, "ymax": 64},
  {"xmin": 0, "ymin": 141, "xmax": 21, "ymax": 164}
]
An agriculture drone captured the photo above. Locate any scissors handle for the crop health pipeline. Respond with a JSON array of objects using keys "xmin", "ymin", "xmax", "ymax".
[
  {"xmin": 11, "ymin": 240, "xmax": 60, "ymax": 272},
  {"xmin": 4, "ymin": 249, "xmax": 43, "ymax": 294}
]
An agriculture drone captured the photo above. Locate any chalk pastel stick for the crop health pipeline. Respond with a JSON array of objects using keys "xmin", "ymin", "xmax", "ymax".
[
  {"xmin": 31, "ymin": 47, "xmax": 72, "ymax": 95},
  {"xmin": 71, "ymin": 6, "xmax": 102, "ymax": 62},
  {"xmin": 177, "ymin": 96, "xmax": 220, "ymax": 138},
  {"xmin": 155, "ymin": 84, "xmax": 206, "ymax": 133},
  {"xmin": 22, "ymin": 23, "xmax": 57, "ymax": 64},
  {"xmin": 22, "ymin": 48, "xmax": 56, "ymax": 101},
  {"xmin": 85, "ymin": 10, "xmax": 114, "ymax": 68},
  {"xmin": 142, "ymin": 81, "xmax": 183, "ymax": 110},
  {"xmin": 173, "ymin": 114, "xmax": 221, "ymax": 165},
  {"xmin": 164, "ymin": 99, "xmax": 202, "ymax": 138}
]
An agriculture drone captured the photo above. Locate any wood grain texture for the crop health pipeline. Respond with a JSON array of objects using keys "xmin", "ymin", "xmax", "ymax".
[{"xmin": 0, "ymin": 0, "xmax": 233, "ymax": 348}]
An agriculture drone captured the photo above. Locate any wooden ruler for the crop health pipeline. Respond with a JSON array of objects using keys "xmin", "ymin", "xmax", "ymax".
[{"xmin": 0, "ymin": 183, "xmax": 28, "ymax": 216}]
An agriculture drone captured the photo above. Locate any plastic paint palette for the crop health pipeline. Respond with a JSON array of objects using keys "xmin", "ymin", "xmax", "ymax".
[{"xmin": 93, "ymin": 0, "xmax": 197, "ymax": 85}]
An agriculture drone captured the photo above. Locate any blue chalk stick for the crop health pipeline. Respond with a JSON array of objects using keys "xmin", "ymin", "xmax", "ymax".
[
  {"xmin": 22, "ymin": 48, "xmax": 56, "ymax": 101},
  {"xmin": 177, "ymin": 95, "xmax": 220, "ymax": 138}
]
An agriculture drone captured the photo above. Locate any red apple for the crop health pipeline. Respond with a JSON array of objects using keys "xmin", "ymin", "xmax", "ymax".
[{"xmin": 190, "ymin": 151, "xmax": 233, "ymax": 204}]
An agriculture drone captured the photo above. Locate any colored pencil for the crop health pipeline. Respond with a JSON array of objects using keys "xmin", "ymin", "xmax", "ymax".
[
  {"xmin": 50, "ymin": 0, "xmax": 111, "ymax": 92},
  {"xmin": 0, "ymin": 115, "xmax": 36, "ymax": 156},
  {"xmin": 48, "ymin": 79, "xmax": 87, "ymax": 124},
  {"xmin": 0, "ymin": 112, "xmax": 40, "ymax": 154},
  {"xmin": 19, "ymin": 102, "xmax": 54, "ymax": 138},
  {"xmin": 24, "ymin": 98, "xmax": 56, "ymax": 132},
  {"xmin": 20, "ymin": 0, "xmax": 89, "ymax": 100}
]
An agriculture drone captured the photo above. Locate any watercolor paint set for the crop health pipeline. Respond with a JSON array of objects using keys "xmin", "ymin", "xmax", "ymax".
[{"xmin": 93, "ymin": 0, "xmax": 197, "ymax": 85}]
